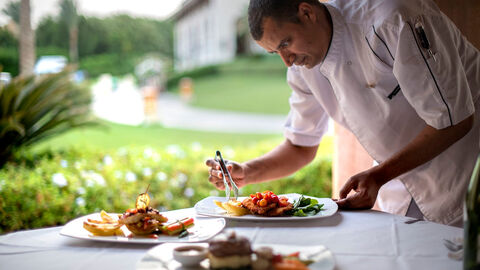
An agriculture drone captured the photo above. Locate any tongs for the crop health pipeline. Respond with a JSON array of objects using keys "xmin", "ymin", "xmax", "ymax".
[{"xmin": 215, "ymin": 150, "xmax": 239, "ymax": 201}]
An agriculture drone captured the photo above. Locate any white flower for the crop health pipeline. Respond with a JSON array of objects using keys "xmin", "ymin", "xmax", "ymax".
[
  {"xmin": 74, "ymin": 162, "xmax": 82, "ymax": 170},
  {"xmin": 114, "ymin": 170, "xmax": 123, "ymax": 179},
  {"xmin": 166, "ymin": 144, "xmax": 185, "ymax": 158},
  {"xmin": 224, "ymin": 147, "xmax": 235, "ymax": 159},
  {"xmin": 184, "ymin": 188, "xmax": 194, "ymax": 198},
  {"xmin": 191, "ymin": 142, "xmax": 202, "ymax": 152},
  {"xmin": 165, "ymin": 191, "xmax": 173, "ymax": 200},
  {"xmin": 117, "ymin": 148, "xmax": 128, "ymax": 156},
  {"xmin": 52, "ymin": 173, "xmax": 68, "ymax": 187},
  {"xmin": 75, "ymin": 197, "xmax": 86, "ymax": 207},
  {"xmin": 143, "ymin": 168, "xmax": 153, "ymax": 177},
  {"xmin": 77, "ymin": 187, "xmax": 86, "ymax": 195},
  {"xmin": 143, "ymin": 148, "xmax": 155, "ymax": 159},
  {"xmin": 209, "ymin": 190, "xmax": 219, "ymax": 196},
  {"xmin": 152, "ymin": 153, "xmax": 161, "ymax": 162},
  {"xmin": 156, "ymin": 172, "xmax": 167, "ymax": 182},
  {"xmin": 177, "ymin": 173, "xmax": 188, "ymax": 185},
  {"xmin": 103, "ymin": 155, "xmax": 113, "ymax": 166},
  {"xmin": 126, "ymin": 172, "xmax": 137, "ymax": 182},
  {"xmin": 60, "ymin": 160, "xmax": 68, "ymax": 168},
  {"xmin": 82, "ymin": 171, "xmax": 106, "ymax": 187}
]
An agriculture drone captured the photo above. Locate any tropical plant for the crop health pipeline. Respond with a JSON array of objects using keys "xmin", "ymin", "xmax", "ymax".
[
  {"xmin": 2, "ymin": 0, "xmax": 21, "ymax": 24},
  {"xmin": 0, "ymin": 71, "xmax": 97, "ymax": 167}
]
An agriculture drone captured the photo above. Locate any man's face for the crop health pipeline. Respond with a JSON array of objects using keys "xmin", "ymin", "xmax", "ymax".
[{"xmin": 256, "ymin": 7, "xmax": 331, "ymax": 69}]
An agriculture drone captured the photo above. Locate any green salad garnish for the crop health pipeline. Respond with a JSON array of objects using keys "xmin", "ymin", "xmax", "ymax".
[{"xmin": 286, "ymin": 195, "xmax": 324, "ymax": 217}]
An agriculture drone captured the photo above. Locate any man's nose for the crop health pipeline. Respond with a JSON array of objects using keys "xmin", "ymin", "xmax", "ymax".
[{"xmin": 279, "ymin": 50, "xmax": 294, "ymax": 67}]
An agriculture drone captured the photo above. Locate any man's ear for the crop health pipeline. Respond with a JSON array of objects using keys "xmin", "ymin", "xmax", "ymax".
[{"xmin": 297, "ymin": 2, "xmax": 316, "ymax": 23}]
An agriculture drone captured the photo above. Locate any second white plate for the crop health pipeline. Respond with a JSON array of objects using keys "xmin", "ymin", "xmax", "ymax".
[{"xmin": 194, "ymin": 193, "xmax": 338, "ymax": 221}]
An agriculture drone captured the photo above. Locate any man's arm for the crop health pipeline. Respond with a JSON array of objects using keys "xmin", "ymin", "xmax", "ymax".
[
  {"xmin": 336, "ymin": 114, "xmax": 474, "ymax": 209},
  {"xmin": 206, "ymin": 139, "xmax": 318, "ymax": 189}
]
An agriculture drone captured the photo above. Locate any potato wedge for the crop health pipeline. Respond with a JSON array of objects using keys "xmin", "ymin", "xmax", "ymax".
[{"xmin": 214, "ymin": 199, "xmax": 249, "ymax": 216}]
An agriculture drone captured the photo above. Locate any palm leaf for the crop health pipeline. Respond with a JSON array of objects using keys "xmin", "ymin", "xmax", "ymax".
[{"xmin": 0, "ymin": 72, "xmax": 99, "ymax": 168}]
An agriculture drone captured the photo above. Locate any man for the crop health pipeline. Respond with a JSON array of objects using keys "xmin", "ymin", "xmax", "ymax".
[{"xmin": 206, "ymin": 0, "xmax": 479, "ymax": 226}]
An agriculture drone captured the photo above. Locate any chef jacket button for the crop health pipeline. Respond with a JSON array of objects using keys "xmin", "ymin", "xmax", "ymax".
[
  {"xmin": 366, "ymin": 83, "xmax": 376, "ymax": 88},
  {"xmin": 347, "ymin": 60, "xmax": 352, "ymax": 65}
]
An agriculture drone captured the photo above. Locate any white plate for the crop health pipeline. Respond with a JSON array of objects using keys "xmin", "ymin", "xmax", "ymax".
[
  {"xmin": 194, "ymin": 193, "xmax": 338, "ymax": 221},
  {"xmin": 137, "ymin": 242, "xmax": 335, "ymax": 270},
  {"xmin": 60, "ymin": 212, "xmax": 225, "ymax": 244}
]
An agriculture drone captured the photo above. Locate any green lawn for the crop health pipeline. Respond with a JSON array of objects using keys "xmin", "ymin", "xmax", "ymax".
[
  {"xmin": 33, "ymin": 121, "xmax": 333, "ymax": 157},
  {"xmin": 33, "ymin": 122, "xmax": 284, "ymax": 152},
  {"xmin": 169, "ymin": 55, "xmax": 292, "ymax": 115}
]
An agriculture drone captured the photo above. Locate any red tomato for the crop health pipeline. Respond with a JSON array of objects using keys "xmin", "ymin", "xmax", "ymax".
[
  {"xmin": 252, "ymin": 197, "xmax": 259, "ymax": 204},
  {"xmin": 250, "ymin": 194, "xmax": 256, "ymax": 198},
  {"xmin": 271, "ymin": 194, "xmax": 279, "ymax": 203},
  {"xmin": 278, "ymin": 198, "xmax": 289, "ymax": 207},
  {"xmin": 256, "ymin": 192, "xmax": 263, "ymax": 200},
  {"xmin": 263, "ymin": 192, "xmax": 271, "ymax": 202},
  {"xmin": 259, "ymin": 199, "xmax": 268, "ymax": 207}
]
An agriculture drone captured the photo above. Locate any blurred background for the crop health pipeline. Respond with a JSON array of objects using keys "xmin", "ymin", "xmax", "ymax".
[{"xmin": 0, "ymin": 0, "xmax": 333, "ymax": 233}]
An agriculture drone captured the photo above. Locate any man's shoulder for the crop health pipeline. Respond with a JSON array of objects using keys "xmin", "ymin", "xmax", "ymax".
[{"xmin": 329, "ymin": 0, "xmax": 430, "ymax": 26}]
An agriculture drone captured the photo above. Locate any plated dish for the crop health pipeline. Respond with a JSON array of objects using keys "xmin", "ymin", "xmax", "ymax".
[
  {"xmin": 60, "ymin": 212, "xmax": 225, "ymax": 244},
  {"xmin": 61, "ymin": 189, "xmax": 225, "ymax": 244},
  {"xmin": 136, "ymin": 233, "xmax": 335, "ymax": 270},
  {"xmin": 194, "ymin": 193, "xmax": 338, "ymax": 221}
]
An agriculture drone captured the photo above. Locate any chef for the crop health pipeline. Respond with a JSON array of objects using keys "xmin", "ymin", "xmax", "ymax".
[{"xmin": 206, "ymin": 0, "xmax": 479, "ymax": 226}]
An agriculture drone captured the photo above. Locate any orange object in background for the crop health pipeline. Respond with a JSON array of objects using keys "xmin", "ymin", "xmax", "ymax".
[
  {"xmin": 179, "ymin": 77, "xmax": 193, "ymax": 102},
  {"xmin": 143, "ymin": 86, "xmax": 158, "ymax": 123}
]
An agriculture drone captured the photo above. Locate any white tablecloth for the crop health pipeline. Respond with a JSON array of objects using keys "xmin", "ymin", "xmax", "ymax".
[{"xmin": 0, "ymin": 208, "xmax": 462, "ymax": 270}]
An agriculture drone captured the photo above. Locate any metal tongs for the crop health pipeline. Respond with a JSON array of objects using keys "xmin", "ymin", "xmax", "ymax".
[{"xmin": 215, "ymin": 150, "xmax": 239, "ymax": 201}]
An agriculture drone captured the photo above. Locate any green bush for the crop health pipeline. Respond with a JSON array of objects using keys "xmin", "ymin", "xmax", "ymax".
[
  {"xmin": 0, "ymin": 142, "xmax": 331, "ymax": 233},
  {"xmin": 78, "ymin": 53, "xmax": 138, "ymax": 78},
  {"xmin": 0, "ymin": 47, "xmax": 19, "ymax": 76}
]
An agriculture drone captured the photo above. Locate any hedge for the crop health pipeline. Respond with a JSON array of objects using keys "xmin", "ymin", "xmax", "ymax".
[{"xmin": 0, "ymin": 142, "xmax": 331, "ymax": 233}]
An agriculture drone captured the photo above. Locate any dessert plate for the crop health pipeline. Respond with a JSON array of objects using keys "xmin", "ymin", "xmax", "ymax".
[
  {"xmin": 136, "ymin": 242, "xmax": 335, "ymax": 270},
  {"xmin": 194, "ymin": 193, "xmax": 338, "ymax": 221}
]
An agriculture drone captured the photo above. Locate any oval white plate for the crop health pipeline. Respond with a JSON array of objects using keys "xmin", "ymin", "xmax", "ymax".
[
  {"xmin": 194, "ymin": 193, "xmax": 338, "ymax": 221},
  {"xmin": 137, "ymin": 242, "xmax": 335, "ymax": 270},
  {"xmin": 60, "ymin": 212, "xmax": 225, "ymax": 244}
]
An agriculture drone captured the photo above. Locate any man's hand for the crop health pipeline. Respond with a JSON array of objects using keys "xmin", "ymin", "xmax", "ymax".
[
  {"xmin": 335, "ymin": 167, "xmax": 385, "ymax": 209},
  {"xmin": 205, "ymin": 159, "xmax": 247, "ymax": 190}
]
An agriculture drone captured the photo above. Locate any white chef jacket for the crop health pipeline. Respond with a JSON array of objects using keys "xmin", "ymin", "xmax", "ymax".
[{"xmin": 284, "ymin": 0, "xmax": 480, "ymax": 225}]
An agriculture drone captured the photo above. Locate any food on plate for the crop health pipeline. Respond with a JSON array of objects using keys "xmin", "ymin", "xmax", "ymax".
[
  {"xmin": 162, "ymin": 217, "xmax": 195, "ymax": 236},
  {"xmin": 118, "ymin": 206, "xmax": 168, "ymax": 235},
  {"xmin": 284, "ymin": 195, "xmax": 324, "ymax": 217},
  {"xmin": 208, "ymin": 231, "xmax": 253, "ymax": 269},
  {"xmin": 82, "ymin": 187, "xmax": 194, "ymax": 238},
  {"xmin": 206, "ymin": 231, "xmax": 311, "ymax": 270},
  {"xmin": 83, "ymin": 210, "xmax": 124, "ymax": 236},
  {"xmin": 214, "ymin": 199, "xmax": 250, "ymax": 216},
  {"xmin": 241, "ymin": 191, "xmax": 293, "ymax": 216}
]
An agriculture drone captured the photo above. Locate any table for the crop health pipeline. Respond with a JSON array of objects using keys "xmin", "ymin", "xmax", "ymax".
[{"xmin": 0, "ymin": 208, "xmax": 462, "ymax": 270}]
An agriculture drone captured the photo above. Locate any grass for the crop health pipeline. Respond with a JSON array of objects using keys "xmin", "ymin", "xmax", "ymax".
[
  {"xmin": 33, "ymin": 121, "xmax": 334, "ymax": 157},
  {"xmin": 33, "ymin": 122, "xmax": 283, "ymax": 151},
  {"xmin": 169, "ymin": 55, "xmax": 292, "ymax": 115}
]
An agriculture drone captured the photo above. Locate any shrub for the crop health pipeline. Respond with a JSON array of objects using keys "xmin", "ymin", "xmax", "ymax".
[
  {"xmin": 0, "ymin": 71, "xmax": 97, "ymax": 167},
  {"xmin": 0, "ymin": 142, "xmax": 331, "ymax": 233},
  {"xmin": 78, "ymin": 53, "xmax": 138, "ymax": 78},
  {"xmin": 0, "ymin": 47, "xmax": 19, "ymax": 76}
]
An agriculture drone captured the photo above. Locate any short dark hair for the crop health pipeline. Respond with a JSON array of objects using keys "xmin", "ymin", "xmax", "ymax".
[{"xmin": 248, "ymin": 0, "xmax": 322, "ymax": 41}]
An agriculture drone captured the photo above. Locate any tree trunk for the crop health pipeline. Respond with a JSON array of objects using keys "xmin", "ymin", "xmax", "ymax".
[
  {"xmin": 69, "ymin": 26, "xmax": 78, "ymax": 65},
  {"xmin": 19, "ymin": 0, "xmax": 35, "ymax": 76}
]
